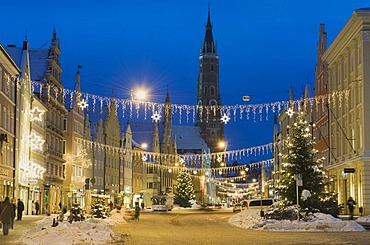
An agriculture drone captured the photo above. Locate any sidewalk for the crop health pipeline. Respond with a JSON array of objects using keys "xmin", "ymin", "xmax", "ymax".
[{"xmin": 1, "ymin": 215, "xmax": 46, "ymax": 244}]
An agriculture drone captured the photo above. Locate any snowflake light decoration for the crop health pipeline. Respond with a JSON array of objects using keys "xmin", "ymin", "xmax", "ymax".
[
  {"xmin": 78, "ymin": 99, "xmax": 89, "ymax": 110},
  {"xmin": 220, "ymin": 114, "xmax": 231, "ymax": 124},
  {"xmin": 286, "ymin": 108, "xmax": 294, "ymax": 118},
  {"xmin": 30, "ymin": 107, "xmax": 45, "ymax": 122},
  {"xmin": 151, "ymin": 111, "xmax": 162, "ymax": 122},
  {"xmin": 218, "ymin": 170, "xmax": 223, "ymax": 175},
  {"xmin": 217, "ymin": 156, "xmax": 222, "ymax": 163},
  {"xmin": 179, "ymin": 158, "xmax": 185, "ymax": 165},
  {"xmin": 142, "ymin": 155, "xmax": 147, "ymax": 161}
]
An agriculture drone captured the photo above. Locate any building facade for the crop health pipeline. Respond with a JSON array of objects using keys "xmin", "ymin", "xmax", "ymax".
[
  {"xmin": 322, "ymin": 8, "xmax": 370, "ymax": 215},
  {"xmin": 103, "ymin": 94, "xmax": 121, "ymax": 205},
  {"xmin": 314, "ymin": 24, "xmax": 330, "ymax": 168},
  {"xmin": 0, "ymin": 44, "xmax": 20, "ymax": 201},
  {"xmin": 63, "ymin": 70, "xmax": 93, "ymax": 210}
]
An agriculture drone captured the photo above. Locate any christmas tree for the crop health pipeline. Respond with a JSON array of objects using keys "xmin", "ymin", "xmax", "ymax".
[
  {"xmin": 91, "ymin": 200, "xmax": 110, "ymax": 219},
  {"xmin": 174, "ymin": 171, "xmax": 195, "ymax": 208},
  {"xmin": 277, "ymin": 109, "xmax": 332, "ymax": 212}
]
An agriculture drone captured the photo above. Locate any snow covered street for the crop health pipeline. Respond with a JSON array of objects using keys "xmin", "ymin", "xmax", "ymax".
[{"xmin": 8, "ymin": 209, "xmax": 370, "ymax": 245}]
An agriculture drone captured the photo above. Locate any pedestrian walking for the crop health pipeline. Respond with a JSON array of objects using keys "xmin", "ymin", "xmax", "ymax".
[
  {"xmin": 17, "ymin": 199, "xmax": 24, "ymax": 221},
  {"xmin": 0, "ymin": 197, "xmax": 15, "ymax": 235},
  {"xmin": 347, "ymin": 196, "xmax": 356, "ymax": 220},
  {"xmin": 35, "ymin": 200, "xmax": 40, "ymax": 215},
  {"xmin": 134, "ymin": 203, "xmax": 140, "ymax": 220}
]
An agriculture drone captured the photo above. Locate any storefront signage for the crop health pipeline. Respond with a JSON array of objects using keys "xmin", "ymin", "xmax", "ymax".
[
  {"xmin": 0, "ymin": 167, "xmax": 9, "ymax": 176},
  {"xmin": 29, "ymin": 179, "xmax": 38, "ymax": 184},
  {"xmin": 344, "ymin": 168, "xmax": 355, "ymax": 173}
]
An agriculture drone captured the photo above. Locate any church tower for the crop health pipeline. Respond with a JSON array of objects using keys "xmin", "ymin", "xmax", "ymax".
[{"xmin": 196, "ymin": 7, "xmax": 224, "ymax": 153}]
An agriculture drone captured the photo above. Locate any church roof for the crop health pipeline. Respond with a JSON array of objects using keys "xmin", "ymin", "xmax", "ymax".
[
  {"xmin": 202, "ymin": 8, "xmax": 216, "ymax": 54},
  {"xmin": 172, "ymin": 125, "xmax": 207, "ymax": 150}
]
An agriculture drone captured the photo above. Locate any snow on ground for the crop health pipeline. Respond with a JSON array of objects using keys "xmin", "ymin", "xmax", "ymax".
[
  {"xmin": 229, "ymin": 209, "xmax": 366, "ymax": 232},
  {"xmin": 18, "ymin": 212, "xmax": 126, "ymax": 245},
  {"xmin": 357, "ymin": 215, "xmax": 370, "ymax": 222}
]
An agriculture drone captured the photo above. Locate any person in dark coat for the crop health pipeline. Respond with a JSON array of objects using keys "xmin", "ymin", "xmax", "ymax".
[
  {"xmin": 16, "ymin": 198, "xmax": 24, "ymax": 221},
  {"xmin": 347, "ymin": 196, "xmax": 356, "ymax": 220},
  {"xmin": 0, "ymin": 197, "xmax": 15, "ymax": 235},
  {"xmin": 35, "ymin": 200, "xmax": 40, "ymax": 215},
  {"xmin": 134, "ymin": 203, "xmax": 140, "ymax": 220}
]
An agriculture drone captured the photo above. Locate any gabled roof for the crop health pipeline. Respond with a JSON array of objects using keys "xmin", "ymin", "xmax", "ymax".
[
  {"xmin": 29, "ymin": 49, "xmax": 48, "ymax": 82},
  {"xmin": 5, "ymin": 46, "xmax": 23, "ymax": 67},
  {"xmin": 172, "ymin": 125, "xmax": 207, "ymax": 150}
]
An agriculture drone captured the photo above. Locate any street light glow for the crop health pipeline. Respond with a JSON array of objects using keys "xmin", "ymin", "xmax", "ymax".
[
  {"xmin": 141, "ymin": 143, "xmax": 148, "ymax": 149},
  {"xmin": 218, "ymin": 141, "xmax": 226, "ymax": 148},
  {"xmin": 132, "ymin": 88, "xmax": 148, "ymax": 101}
]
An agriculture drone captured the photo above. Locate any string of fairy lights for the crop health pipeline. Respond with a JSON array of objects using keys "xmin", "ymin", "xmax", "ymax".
[{"xmin": 29, "ymin": 80, "xmax": 350, "ymax": 124}]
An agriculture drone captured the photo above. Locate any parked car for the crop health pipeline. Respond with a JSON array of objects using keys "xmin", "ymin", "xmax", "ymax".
[
  {"xmin": 215, "ymin": 203, "xmax": 222, "ymax": 209},
  {"xmin": 233, "ymin": 203, "xmax": 244, "ymax": 212},
  {"xmin": 246, "ymin": 198, "xmax": 276, "ymax": 211}
]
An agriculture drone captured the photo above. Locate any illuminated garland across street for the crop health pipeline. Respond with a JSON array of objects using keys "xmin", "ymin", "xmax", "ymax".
[
  {"xmin": 76, "ymin": 138, "xmax": 273, "ymax": 163},
  {"xmin": 31, "ymin": 81, "xmax": 349, "ymax": 123}
]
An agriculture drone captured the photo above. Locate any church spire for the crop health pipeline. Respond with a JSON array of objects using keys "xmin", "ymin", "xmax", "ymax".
[
  {"xmin": 202, "ymin": 7, "xmax": 216, "ymax": 54},
  {"xmin": 165, "ymin": 87, "xmax": 170, "ymax": 103}
]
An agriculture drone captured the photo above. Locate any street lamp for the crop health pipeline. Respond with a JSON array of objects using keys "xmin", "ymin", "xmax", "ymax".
[
  {"xmin": 218, "ymin": 141, "xmax": 227, "ymax": 167},
  {"xmin": 131, "ymin": 88, "xmax": 148, "ymax": 101}
]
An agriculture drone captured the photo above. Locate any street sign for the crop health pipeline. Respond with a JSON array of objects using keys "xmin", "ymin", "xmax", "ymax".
[
  {"xmin": 296, "ymin": 174, "xmax": 302, "ymax": 180},
  {"xmin": 297, "ymin": 179, "xmax": 303, "ymax": 186},
  {"xmin": 344, "ymin": 168, "xmax": 355, "ymax": 173}
]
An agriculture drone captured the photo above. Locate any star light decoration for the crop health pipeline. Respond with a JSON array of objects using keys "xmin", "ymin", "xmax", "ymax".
[
  {"xmin": 29, "ymin": 132, "xmax": 45, "ymax": 151},
  {"xmin": 286, "ymin": 108, "xmax": 295, "ymax": 118},
  {"xmin": 151, "ymin": 111, "xmax": 162, "ymax": 122},
  {"xmin": 27, "ymin": 161, "xmax": 46, "ymax": 179},
  {"xmin": 30, "ymin": 107, "xmax": 45, "ymax": 122},
  {"xmin": 78, "ymin": 99, "xmax": 89, "ymax": 110},
  {"xmin": 220, "ymin": 114, "xmax": 231, "ymax": 124}
]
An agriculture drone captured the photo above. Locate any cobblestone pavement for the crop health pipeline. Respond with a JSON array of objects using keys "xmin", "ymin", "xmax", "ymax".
[{"xmin": 1, "ymin": 215, "xmax": 45, "ymax": 244}]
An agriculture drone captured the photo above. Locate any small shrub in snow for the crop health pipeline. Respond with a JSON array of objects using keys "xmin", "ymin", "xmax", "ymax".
[
  {"xmin": 91, "ymin": 200, "xmax": 110, "ymax": 219},
  {"xmin": 264, "ymin": 201, "xmax": 300, "ymax": 220}
]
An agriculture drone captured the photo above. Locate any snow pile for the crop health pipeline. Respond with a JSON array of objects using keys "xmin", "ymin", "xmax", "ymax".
[
  {"xmin": 103, "ymin": 211, "xmax": 127, "ymax": 226},
  {"xmin": 18, "ymin": 214, "xmax": 125, "ymax": 245},
  {"xmin": 356, "ymin": 215, "xmax": 370, "ymax": 222},
  {"xmin": 229, "ymin": 209, "xmax": 366, "ymax": 232}
]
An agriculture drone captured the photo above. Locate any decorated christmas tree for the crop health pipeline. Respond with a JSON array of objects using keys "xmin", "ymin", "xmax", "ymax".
[
  {"xmin": 91, "ymin": 200, "xmax": 110, "ymax": 219},
  {"xmin": 277, "ymin": 109, "xmax": 335, "ymax": 213},
  {"xmin": 174, "ymin": 171, "xmax": 195, "ymax": 208}
]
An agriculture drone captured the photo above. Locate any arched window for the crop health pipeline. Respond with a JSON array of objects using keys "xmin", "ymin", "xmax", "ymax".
[
  {"xmin": 210, "ymin": 86, "xmax": 215, "ymax": 95},
  {"xmin": 209, "ymin": 99, "xmax": 217, "ymax": 106},
  {"xmin": 204, "ymin": 86, "xmax": 208, "ymax": 95},
  {"xmin": 211, "ymin": 65, "xmax": 214, "ymax": 72}
]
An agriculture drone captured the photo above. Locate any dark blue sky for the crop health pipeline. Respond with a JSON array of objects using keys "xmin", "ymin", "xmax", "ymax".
[{"xmin": 1, "ymin": 1, "xmax": 369, "ymax": 158}]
